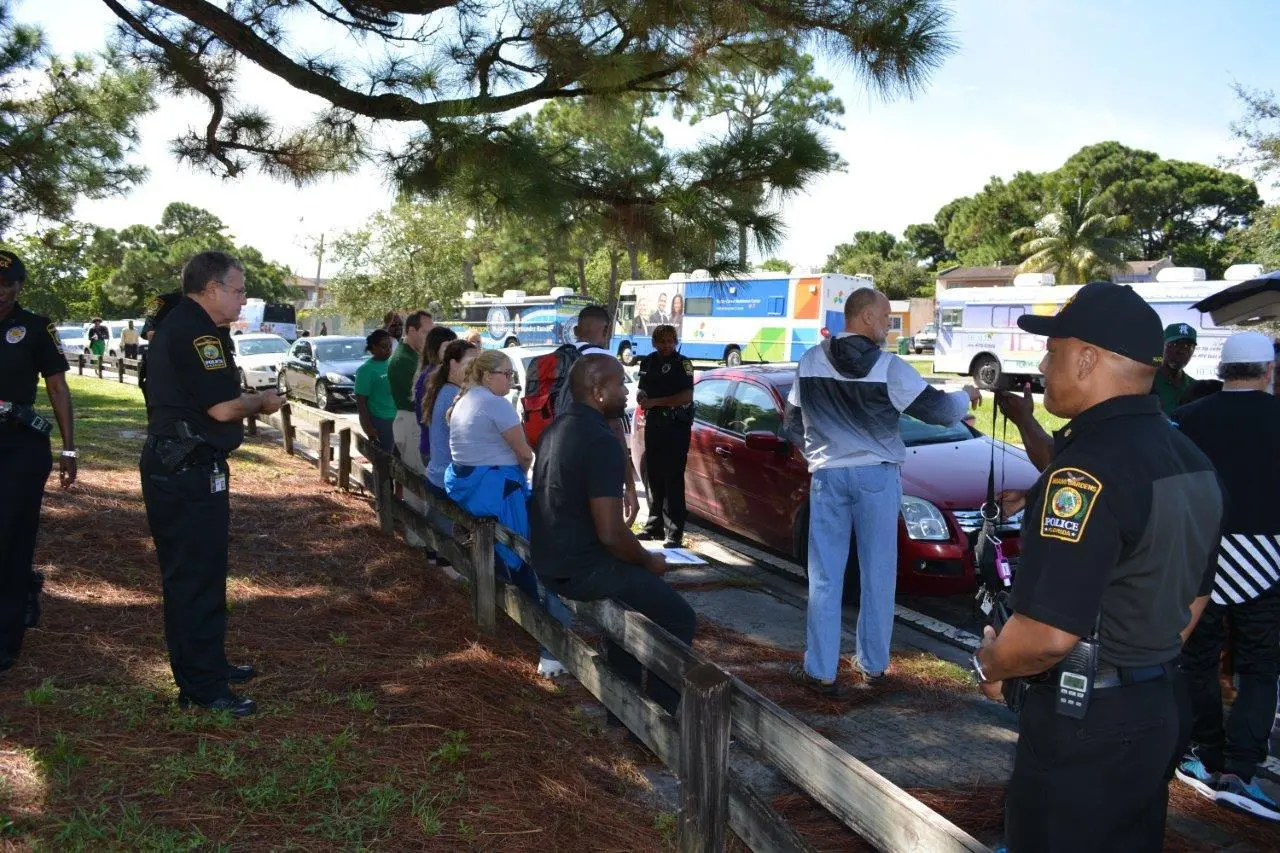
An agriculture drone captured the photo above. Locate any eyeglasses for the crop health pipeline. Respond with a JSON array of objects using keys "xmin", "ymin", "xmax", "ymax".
[
  {"xmin": 488, "ymin": 369, "xmax": 516, "ymax": 378},
  {"xmin": 215, "ymin": 279, "xmax": 246, "ymax": 297}
]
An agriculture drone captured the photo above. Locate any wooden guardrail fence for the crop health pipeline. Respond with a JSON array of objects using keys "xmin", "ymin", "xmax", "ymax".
[{"xmin": 231, "ymin": 402, "xmax": 989, "ymax": 853}]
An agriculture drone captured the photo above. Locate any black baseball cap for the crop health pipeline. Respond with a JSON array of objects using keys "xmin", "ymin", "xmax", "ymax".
[
  {"xmin": 1016, "ymin": 281, "xmax": 1164, "ymax": 366},
  {"xmin": 0, "ymin": 250, "xmax": 27, "ymax": 285}
]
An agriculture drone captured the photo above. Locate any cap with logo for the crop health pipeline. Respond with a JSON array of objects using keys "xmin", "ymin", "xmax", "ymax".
[
  {"xmin": 0, "ymin": 249, "xmax": 27, "ymax": 285},
  {"xmin": 1016, "ymin": 281, "xmax": 1165, "ymax": 366},
  {"xmin": 1219, "ymin": 331, "xmax": 1276, "ymax": 365},
  {"xmin": 1164, "ymin": 323, "xmax": 1197, "ymax": 344}
]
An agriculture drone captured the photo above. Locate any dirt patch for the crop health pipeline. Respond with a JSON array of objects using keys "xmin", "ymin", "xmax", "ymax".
[{"xmin": 1, "ymin": 433, "xmax": 667, "ymax": 850}]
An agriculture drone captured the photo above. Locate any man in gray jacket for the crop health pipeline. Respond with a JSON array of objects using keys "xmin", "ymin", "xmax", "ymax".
[{"xmin": 785, "ymin": 288, "xmax": 979, "ymax": 694}]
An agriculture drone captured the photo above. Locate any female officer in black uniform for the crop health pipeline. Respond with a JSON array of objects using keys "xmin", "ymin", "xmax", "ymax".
[
  {"xmin": 0, "ymin": 250, "xmax": 77, "ymax": 673},
  {"xmin": 636, "ymin": 324, "xmax": 694, "ymax": 547}
]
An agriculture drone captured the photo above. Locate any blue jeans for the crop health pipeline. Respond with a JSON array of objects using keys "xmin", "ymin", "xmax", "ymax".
[{"xmin": 804, "ymin": 463, "xmax": 902, "ymax": 681}]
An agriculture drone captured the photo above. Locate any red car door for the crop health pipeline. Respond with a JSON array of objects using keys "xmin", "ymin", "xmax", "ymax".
[
  {"xmin": 714, "ymin": 380, "xmax": 802, "ymax": 553},
  {"xmin": 685, "ymin": 378, "xmax": 734, "ymax": 521}
]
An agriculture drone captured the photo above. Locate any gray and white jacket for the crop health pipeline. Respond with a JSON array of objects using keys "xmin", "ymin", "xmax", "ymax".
[{"xmin": 785, "ymin": 334, "xmax": 969, "ymax": 473}]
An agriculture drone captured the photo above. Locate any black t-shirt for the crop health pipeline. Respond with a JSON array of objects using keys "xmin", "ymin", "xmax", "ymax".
[
  {"xmin": 0, "ymin": 305, "xmax": 69, "ymax": 406},
  {"xmin": 1011, "ymin": 395, "xmax": 1222, "ymax": 668},
  {"xmin": 87, "ymin": 324, "xmax": 109, "ymax": 343},
  {"xmin": 145, "ymin": 297, "xmax": 244, "ymax": 452},
  {"xmin": 530, "ymin": 403, "xmax": 626, "ymax": 580},
  {"xmin": 1174, "ymin": 391, "xmax": 1280, "ymax": 535},
  {"xmin": 637, "ymin": 351, "xmax": 694, "ymax": 424}
]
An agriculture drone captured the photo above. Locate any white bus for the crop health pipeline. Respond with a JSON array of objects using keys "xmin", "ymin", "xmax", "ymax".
[
  {"xmin": 613, "ymin": 270, "xmax": 877, "ymax": 365},
  {"xmin": 933, "ymin": 266, "xmax": 1267, "ymax": 387}
]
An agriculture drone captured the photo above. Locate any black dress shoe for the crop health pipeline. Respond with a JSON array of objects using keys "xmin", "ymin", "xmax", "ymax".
[
  {"xmin": 663, "ymin": 531, "xmax": 684, "ymax": 549},
  {"xmin": 25, "ymin": 571, "xmax": 44, "ymax": 629},
  {"xmin": 227, "ymin": 664, "xmax": 257, "ymax": 683},
  {"xmin": 177, "ymin": 692, "xmax": 257, "ymax": 717},
  {"xmin": 638, "ymin": 523, "xmax": 664, "ymax": 541}
]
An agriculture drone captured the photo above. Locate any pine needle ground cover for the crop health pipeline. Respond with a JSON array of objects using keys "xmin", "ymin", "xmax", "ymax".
[{"xmin": 1, "ymin": 377, "xmax": 667, "ymax": 851}]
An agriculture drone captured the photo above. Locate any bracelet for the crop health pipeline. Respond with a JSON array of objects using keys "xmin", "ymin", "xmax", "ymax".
[
  {"xmin": 60, "ymin": 450, "xmax": 78, "ymax": 459},
  {"xmin": 971, "ymin": 651, "xmax": 990, "ymax": 684}
]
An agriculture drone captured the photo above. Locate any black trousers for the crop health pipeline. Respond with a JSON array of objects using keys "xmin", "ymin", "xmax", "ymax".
[
  {"xmin": 545, "ymin": 561, "xmax": 696, "ymax": 714},
  {"xmin": 0, "ymin": 429, "xmax": 52, "ymax": 668},
  {"xmin": 140, "ymin": 444, "xmax": 233, "ymax": 702},
  {"xmin": 644, "ymin": 419, "xmax": 691, "ymax": 533},
  {"xmin": 124, "ymin": 343, "xmax": 139, "ymax": 359},
  {"xmin": 1005, "ymin": 677, "xmax": 1179, "ymax": 853},
  {"xmin": 1180, "ymin": 587, "xmax": 1280, "ymax": 779}
]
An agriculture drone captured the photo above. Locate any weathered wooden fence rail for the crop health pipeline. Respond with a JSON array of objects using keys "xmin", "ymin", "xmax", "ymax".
[
  {"xmin": 76, "ymin": 352, "xmax": 141, "ymax": 383},
  {"xmin": 231, "ymin": 401, "xmax": 989, "ymax": 853}
]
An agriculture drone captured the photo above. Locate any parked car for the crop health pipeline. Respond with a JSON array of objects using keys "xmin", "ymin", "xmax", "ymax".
[
  {"xmin": 230, "ymin": 332, "xmax": 290, "ymax": 390},
  {"xmin": 630, "ymin": 365, "xmax": 1040, "ymax": 596},
  {"xmin": 55, "ymin": 324, "xmax": 87, "ymax": 357},
  {"xmin": 911, "ymin": 323, "xmax": 937, "ymax": 354},
  {"xmin": 277, "ymin": 335, "xmax": 369, "ymax": 410}
]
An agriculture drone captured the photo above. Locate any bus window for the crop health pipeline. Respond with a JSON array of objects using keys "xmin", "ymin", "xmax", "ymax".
[
  {"xmin": 964, "ymin": 306, "xmax": 993, "ymax": 328},
  {"xmin": 940, "ymin": 308, "xmax": 963, "ymax": 327},
  {"xmin": 993, "ymin": 306, "xmax": 1028, "ymax": 328},
  {"xmin": 615, "ymin": 300, "xmax": 636, "ymax": 336},
  {"xmin": 684, "ymin": 296, "xmax": 713, "ymax": 317}
]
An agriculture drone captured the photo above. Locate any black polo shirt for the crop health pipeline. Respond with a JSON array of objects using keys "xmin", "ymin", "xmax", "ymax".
[
  {"xmin": 145, "ymin": 296, "xmax": 243, "ymax": 453},
  {"xmin": 530, "ymin": 402, "xmax": 626, "ymax": 580},
  {"xmin": 637, "ymin": 351, "xmax": 694, "ymax": 425},
  {"xmin": 0, "ymin": 304, "xmax": 69, "ymax": 405},
  {"xmin": 1011, "ymin": 394, "xmax": 1222, "ymax": 668},
  {"xmin": 141, "ymin": 290, "xmax": 182, "ymax": 340}
]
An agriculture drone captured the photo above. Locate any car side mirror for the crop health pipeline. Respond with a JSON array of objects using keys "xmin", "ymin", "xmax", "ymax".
[{"xmin": 744, "ymin": 431, "xmax": 789, "ymax": 453}]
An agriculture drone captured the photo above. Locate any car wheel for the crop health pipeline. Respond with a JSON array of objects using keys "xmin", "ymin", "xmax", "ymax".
[
  {"xmin": 724, "ymin": 346, "xmax": 743, "ymax": 367},
  {"xmin": 504, "ymin": 337, "xmax": 519, "ymax": 348},
  {"xmin": 971, "ymin": 354, "xmax": 1001, "ymax": 390},
  {"xmin": 618, "ymin": 342, "xmax": 635, "ymax": 365},
  {"xmin": 316, "ymin": 380, "xmax": 333, "ymax": 411},
  {"xmin": 914, "ymin": 347, "xmax": 923, "ymax": 355}
]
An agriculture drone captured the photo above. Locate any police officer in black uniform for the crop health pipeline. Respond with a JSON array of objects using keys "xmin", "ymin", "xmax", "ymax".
[
  {"xmin": 0, "ymin": 250, "xmax": 77, "ymax": 673},
  {"xmin": 971, "ymin": 282, "xmax": 1223, "ymax": 852},
  {"xmin": 138, "ymin": 290, "xmax": 182, "ymax": 401},
  {"xmin": 636, "ymin": 324, "xmax": 694, "ymax": 548},
  {"xmin": 142, "ymin": 251, "xmax": 284, "ymax": 716}
]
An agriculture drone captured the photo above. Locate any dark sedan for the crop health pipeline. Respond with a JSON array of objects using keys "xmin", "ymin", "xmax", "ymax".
[
  {"xmin": 630, "ymin": 365, "xmax": 1041, "ymax": 596},
  {"xmin": 277, "ymin": 336, "xmax": 369, "ymax": 410}
]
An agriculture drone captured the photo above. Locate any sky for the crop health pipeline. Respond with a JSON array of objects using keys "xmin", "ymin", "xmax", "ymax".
[{"xmin": 18, "ymin": 0, "xmax": 1280, "ymax": 276}]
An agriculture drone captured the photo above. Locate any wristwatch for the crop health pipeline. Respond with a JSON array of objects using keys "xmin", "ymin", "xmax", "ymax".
[
  {"xmin": 60, "ymin": 449, "xmax": 78, "ymax": 459},
  {"xmin": 970, "ymin": 651, "xmax": 991, "ymax": 684}
]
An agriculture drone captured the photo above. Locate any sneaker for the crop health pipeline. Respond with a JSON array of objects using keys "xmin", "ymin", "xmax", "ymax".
[
  {"xmin": 1216, "ymin": 773, "xmax": 1280, "ymax": 821},
  {"xmin": 537, "ymin": 657, "xmax": 568, "ymax": 679},
  {"xmin": 663, "ymin": 531, "xmax": 684, "ymax": 549},
  {"xmin": 788, "ymin": 663, "xmax": 843, "ymax": 698},
  {"xmin": 1175, "ymin": 755, "xmax": 1222, "ymax": 801},
  {"xmin": 852, "ymin": 659, "xmax": 887, "ymax": 684}
]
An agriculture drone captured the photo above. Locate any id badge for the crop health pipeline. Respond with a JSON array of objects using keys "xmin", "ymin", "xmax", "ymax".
[{"xmin": 210, "ymin": 464, "xmax": 227, "ymax": 494}]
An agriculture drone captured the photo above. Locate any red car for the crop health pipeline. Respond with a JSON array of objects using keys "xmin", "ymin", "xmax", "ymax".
[{"xmin": 631, "ymin": 365, "xmax": 1041, "ymax": 596}]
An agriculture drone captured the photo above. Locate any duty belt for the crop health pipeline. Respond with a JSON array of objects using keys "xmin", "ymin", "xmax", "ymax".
[
  {"xmin": 1029, "ymin": 660, "xmax": 1173, "ymax": 691},
  {"xmin": 145, "ymin": 434, "xmax": 224, "ymax": 472}
]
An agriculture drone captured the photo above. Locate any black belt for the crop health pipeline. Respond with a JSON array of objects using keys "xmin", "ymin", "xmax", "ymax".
[
  {"xmin": 1027, "ymin": 660, "xmax": 1174, "ymax": 691},
  {"xmin": 145, "ymin": 434, "xmax": 225, "ymax": 470}
]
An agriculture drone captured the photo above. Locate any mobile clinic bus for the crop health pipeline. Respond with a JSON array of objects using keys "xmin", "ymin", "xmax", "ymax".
[
  {"xmin": 447, "ymin": 287, "xmax": 591, "ymax": 349},
  {"xmin": 613, "ymin": 269, "xmax": 875, "ymax": 365},
  {"xmin": 232, "ymin": 299, "xmax": 298, "ymax": 341},
  {"xmin": 933, "ymin": 265, "xmax": 1266, "ymax": 388}
]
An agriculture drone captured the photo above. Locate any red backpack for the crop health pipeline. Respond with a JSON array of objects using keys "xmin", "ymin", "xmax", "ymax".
[{"xmin": 520, "ymin": 343, "xmax": 588, "ymax": 447}]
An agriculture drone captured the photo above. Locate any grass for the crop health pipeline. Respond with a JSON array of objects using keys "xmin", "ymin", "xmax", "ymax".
[{"xmin": 4, "ymin": 372, "xmax": 669, "ymax": 851}]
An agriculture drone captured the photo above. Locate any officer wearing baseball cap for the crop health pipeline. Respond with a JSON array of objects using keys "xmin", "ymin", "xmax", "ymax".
[
  {"xmin": 1153, "ymin": 322, "xmax": 1198, "ymax": 415},
  {"xmin": 0, "ymin": 249, "xmax": 77, "ymax": 674},
  {"xmin": 972, "ymin": 281, "xmax": 1224, "ymax": 851}
]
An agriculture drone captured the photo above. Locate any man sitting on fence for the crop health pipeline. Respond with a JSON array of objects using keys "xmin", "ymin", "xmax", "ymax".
[{"xmin": 531, "ymin": 354, "xmax": 697, "ymax": 715}]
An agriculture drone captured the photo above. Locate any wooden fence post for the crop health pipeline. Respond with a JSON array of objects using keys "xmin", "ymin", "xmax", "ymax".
[
  {"xmin": 678, "ymin": 663, "xmax": 733, "ymax": 853},
  {"xmin": 280, "ymin": 404, "xmax": 295, "ymax": 455},
  {"xmin": 117, "ymin": 357, "xmax": 125, "ymax": 383},
  {"xmin": 246, "ymin": 414, "xmax": 257, "ymax": 436},
  {"xmin": 77, "ymin": 353, "xmax": 84, "ymax": 375},
  {"xmin": 469, "ymin": 519, "xmax": 497, "ymax": 633},
  {"xmin": 318, "ymin": 418, "xmax": 333, "ymax": 483},
  {"xmin": 373, "ymin": 447, "xmax": 394, "ymax": 534},
  {"xmin": 338, "ymin": 428, "xmax": 352, "ymax": 490}
]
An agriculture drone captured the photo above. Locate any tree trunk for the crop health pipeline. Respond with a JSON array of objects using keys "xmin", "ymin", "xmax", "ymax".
[
  {"xmin": 547, "ymin": 263, "xmax": 556, "ymax": 290},
  {"xmin": 738, "ymin": 222, "xmax": 749, "ymax": 269},
  {"xmin": 626, "ymin": 236, "xmax": 640, "ymax": 280},
  {"xmin": 606, "ymin": 249, "xmax": 622, "ymax": 335},
  {"xmin": 576, "ymin": 256, "xmax": 588, "ymax": 296},
  {"xmin": 462, "ymin": 259, "xmax": 475, "ymax": 290}
]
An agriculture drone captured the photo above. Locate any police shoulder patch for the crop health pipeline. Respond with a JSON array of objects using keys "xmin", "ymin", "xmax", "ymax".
[
  {"xmin": 46, "ymin": 322, "xmax": 63, "ymax": 354},
  {"xmin": 145, "ymin": 294, "xmax": 163, "ymax": 318},
  {"xmin": 193, "ymin": 335, "xmax": 228, "ymax": 371},
  {"xmin": 683, "ymin": 358, "xmax": 694, "ymax": 375},
  {"xmin": 1039, "ymin": 466, "xmax": 1103, "ymax": 544}
]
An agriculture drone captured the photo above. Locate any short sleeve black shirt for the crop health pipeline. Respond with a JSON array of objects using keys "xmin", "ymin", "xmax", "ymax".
[
  {"xmin": 637, "ymin": 351, "xmax": 694, "ymax": 424},
  {"xmin": 530, "ymin": 403, "xmax": 626, "ymax": 580},
  {"xmin": 1011, "ymin": 394, "xmax": 1222, "ymax": 668},
  {"xmin": 0, "ymin": 305, "xmax": 69, "ymax": 405},
  {"xmin": 145, "ymin": 297, "xmax": 243, "ymax": 452},
  {"xmin": 141, "ymin": 290, "xmax": 183, "ymax": 340}
]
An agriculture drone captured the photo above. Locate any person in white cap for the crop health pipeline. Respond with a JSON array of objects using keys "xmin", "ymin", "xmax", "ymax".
[{"xmin": 1172, "ymin": 330, "xmax": 1280, "ymax": 821}]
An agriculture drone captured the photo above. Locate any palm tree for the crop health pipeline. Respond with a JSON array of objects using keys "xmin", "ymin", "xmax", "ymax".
[{"xmin": 1012, "ymin": 188, "xmax": 1132, "ymax": 283}]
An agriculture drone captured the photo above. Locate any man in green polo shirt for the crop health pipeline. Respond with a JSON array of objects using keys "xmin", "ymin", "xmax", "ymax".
[
  {"xmin": 1152, "ymin": 322, "xmax": 1197, "ymax": 415},
  {"xmin": 388, "ymin": 310, "xmax": 433, "ymax": 545}
]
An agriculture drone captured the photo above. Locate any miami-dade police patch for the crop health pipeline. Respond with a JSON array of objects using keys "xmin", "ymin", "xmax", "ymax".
[
  {"xmin": 1040, "ymin": 467, "xmax": 1102, "ymax": 544},
  {"xmin": 193, "ymin": 335, "xmax": 227, "ymax": 371},
  {"xmin": 46, "ymin": 323, "xmax": 63, "ymax": 354},
  {"xmin": 683, "ymin": 359, "xmax": 694, "ymax": 375}
]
